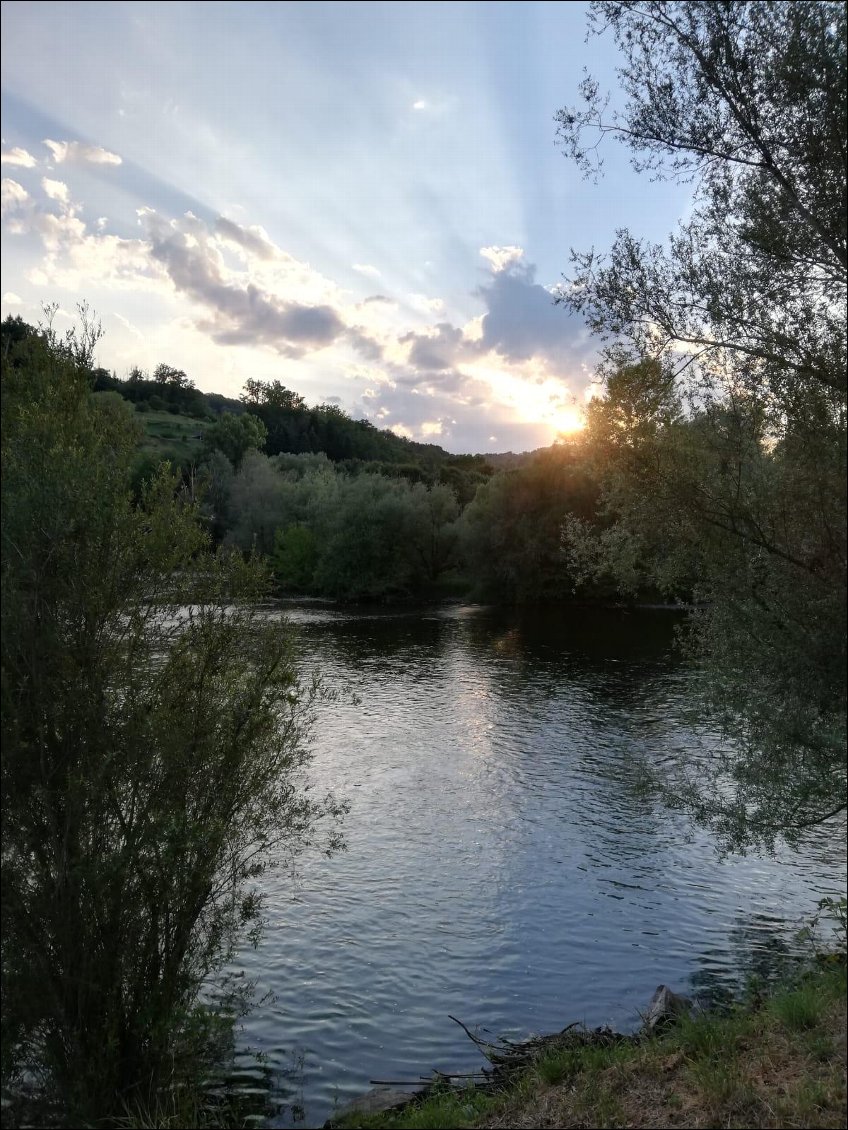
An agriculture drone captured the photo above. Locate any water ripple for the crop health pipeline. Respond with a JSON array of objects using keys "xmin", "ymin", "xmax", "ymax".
[{"xmin": 230, "ymin": 603, "xmax": 846, "ymax": 1128}]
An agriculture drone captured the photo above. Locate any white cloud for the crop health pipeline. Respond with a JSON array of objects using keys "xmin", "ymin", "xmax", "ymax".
[
  {"xmin": 1, "ymin": 178, "xmax": 592, "ymax": 451},
  {"xmin": 43, "ymin": 139, "xmax": 122, "ymax": 166},
  {"xmin": 407, "ymin": 292, "xmax": 445, "ymax": 315},
  {"xmin": 1, "ymin": 147, "xmax": 37, "ymax": 168},
  {"xmin": 114, "ymin": 312, "xmax": 144, "ymax": 339},
  {"xmin": 2, "ymin": 292, "xmax": 23, "ymax": 305},
  {"xmin": 42, "ymin": 178, "xmax": 70, "ymax": 204},
  {"xmin": 412, "ymin": 99, "xmax": 428, "ymax": 111},
  {"xmin": 480, "ymin": 245, "xmax": 525, "ymax": 273},
  {"xmin": 215, "ymin": 217, "xmax": 278, "ymax": 261},
  {"xmin": 1, "ymin": 178, "xmax": 29, "ymax": 217},
  {"xmin": 353, "ymin": 263, "xmax": 381, "ymax": 279}
]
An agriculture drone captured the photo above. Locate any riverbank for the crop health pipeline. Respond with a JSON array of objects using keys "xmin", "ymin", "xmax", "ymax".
[{"xmin": 331, "ymin": 959, "xmax": 847, "ymax": 1130}]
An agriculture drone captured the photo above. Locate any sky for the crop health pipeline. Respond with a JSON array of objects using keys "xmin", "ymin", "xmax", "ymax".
[{"xmin": 1, "ymin": 1, "xmax": 692, "ymax": 453}]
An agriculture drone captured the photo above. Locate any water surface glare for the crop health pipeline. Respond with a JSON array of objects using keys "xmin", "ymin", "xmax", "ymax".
[{"xmin": 232, "ymin": 602, "xmax": 846, "ymax": 1127}]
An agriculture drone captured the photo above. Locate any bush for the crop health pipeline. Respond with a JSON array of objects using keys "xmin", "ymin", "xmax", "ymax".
[{"xmin": 1, "ymin": 323, "xmax": 345, "ymax": 1122}]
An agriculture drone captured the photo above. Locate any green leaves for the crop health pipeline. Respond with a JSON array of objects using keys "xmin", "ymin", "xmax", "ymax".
[
  {"xmin": 1, "ymin": 317, "xmax": 344, "ymax": 1120},
  {"xmin": 554, "ymin": 2, "xmax": 847, "ymax": 849}
]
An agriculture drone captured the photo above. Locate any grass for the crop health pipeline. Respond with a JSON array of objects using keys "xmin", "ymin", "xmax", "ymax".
[
  {"xmin": 332, "ymin": 960, "xmax": 847, "ymax": 1130},
  {"xmin": 136, "ymin": 408, "xmax": 208, "ymax": 464}
]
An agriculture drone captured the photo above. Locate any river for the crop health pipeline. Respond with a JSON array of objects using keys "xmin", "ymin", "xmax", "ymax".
[{"xmin": 227, "ymin": 601, "xmax": 846, "ymax": 1127}]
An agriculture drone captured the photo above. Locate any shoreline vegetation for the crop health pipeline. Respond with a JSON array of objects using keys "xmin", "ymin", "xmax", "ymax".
[{"xmin": 329, "ymin": 956, "xmax": 847, "ymax": 1130}]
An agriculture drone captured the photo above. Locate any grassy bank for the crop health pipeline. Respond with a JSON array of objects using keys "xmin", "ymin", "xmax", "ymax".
[{"xmin": 335, "ymin": 959, "xmax": 846, "ymax": 1130}]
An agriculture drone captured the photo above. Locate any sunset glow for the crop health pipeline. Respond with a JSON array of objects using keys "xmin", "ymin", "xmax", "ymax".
[{"xmin": 1, "ymin": 1, "xmax": 692, "ymax": 452}]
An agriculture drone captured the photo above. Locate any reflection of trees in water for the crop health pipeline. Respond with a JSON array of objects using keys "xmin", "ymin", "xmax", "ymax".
[
  {"xmin": 688, "ymin": 913, "xmax": 807, "ymax": 1011},
  {"xmin": 286, "ymin": 604, "xmax": 684, "ymax": 703},
  {"xmin": 296, "ymin": 609, "xmax": 452, "ymax": 669},
  {"xmin": 218, "ymin": 1045, "xmax": 306, "ymax": 1128},
  {"xmin": 460, "ymin": 607, "xmax": 683, "ymax": 711},
  {"xmin": 457, "ymin": 609, "xmax": 700, "ymax": 850}
]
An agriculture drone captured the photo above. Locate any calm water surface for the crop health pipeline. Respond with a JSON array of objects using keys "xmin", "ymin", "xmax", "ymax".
[{"xmin": 230, "ymin": 602, "xmax": 846, "ymax": 1127}]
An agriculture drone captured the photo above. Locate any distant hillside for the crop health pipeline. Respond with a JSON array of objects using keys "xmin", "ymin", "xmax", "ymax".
[
  {"xmin": 91, "ymin": 368, "xmax": 496, "ymax": 501},
  {"xmin": 484, "ymin": 450, "xmax": 539, "ymax": 470},
  {"xmin": 133, "ymin": 407, "xmax": 207, "ymax": 465},
  {"xmin": 0, "ymin": 316, "xmax": 505, "ymax": 487}
]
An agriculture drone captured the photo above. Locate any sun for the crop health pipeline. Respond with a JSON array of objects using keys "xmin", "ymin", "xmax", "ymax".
[{"xmin": 549, "ymin": 404, "xmax": 585, "ymax": 435}]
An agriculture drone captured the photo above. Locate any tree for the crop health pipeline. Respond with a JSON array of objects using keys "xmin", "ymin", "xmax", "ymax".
[
  {"xmin": 272, "ymin": 524, "xmax": 320, "ymax": 591},
  {"xmin": 226, "ymin": 449, "xmax": 291, "ymax": 555},
  {"xmin": 459, "ymin": 445, "xmax": 599, "ymax": 602},
  {"xmin": 202, "ymin": 411, "xmax": 267, "ymax": 468},
  {"xmin": 241, "ymin": 377, "xmax": 305, "ymax": 411},
  {"xmin": 405, "ymin": 481, "xmax": 460, "ymax": 585},
  {"xmin": 153, "ymin": 362, "xmax": 193, "ymax": 389},
  {"xmin": 555, "ymin": 1, "xmax": 846, "ymax": 847},
  {"xmin": 0, "ymin": 320, "xmax": 344, "ymax": 1121}
]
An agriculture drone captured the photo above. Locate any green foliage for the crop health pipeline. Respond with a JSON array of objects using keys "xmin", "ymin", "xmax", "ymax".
[
  {"xmin": 226, "ymin": 449, "xmax": 294, "ymax": 555},
  {"xmin": 332, "ymin": 1083, "xmax": 496, "ymax": 1130},
  {"xmin": 459, "ymin": 443, "xmax": 599, "ymax": 601},
  {"xmin": 555, "ymin": 0, "xmax": 847, "ymax": 849},
  {"xmin": 202, "ymin": 411, "xmax": 267, "ymax": 468},
  {"xmin": 240, "ymin": 378, "xmax": 454, "ymax": 466},
  {"xmin": 153, "ymin": 362, "xmax": 193, "ymax": 389},
  {"xmin": 0, "ymin": 322, "xmax": 345, "ymax": 1122},
  {"xmin": 334, "ymin": 961, "xmax": 847, "ymax": 1130},
  {"xmin": 221, "ymin": 453, "xmax": 463, "ymax": 600},
  {"xmin": 197, "ymin": 449, "xmax": 236, "ymax": 543},
  {"xmin": 310, "ymin": 473, "xmax": 432, "ymax": 600},
  {"xmin": 273, "ymin": 524, "xmax": 319, "ymax": 591}
]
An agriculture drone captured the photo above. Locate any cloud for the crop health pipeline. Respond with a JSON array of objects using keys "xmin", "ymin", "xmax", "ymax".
[
  {"xmin": 1, "ymin": 178, "xmax": 29, "ymax": 217},
  {"xmin": 42, "ymin": 177, "xmax": 70, "ymax": 204},
  {"xmin": 400, "ymin": 322, "xmax": 468, "ymax": 370},
  {"xmin": 214, "ymin": 216, "xmax": 277, "ymax": 260},
  {"xmin": 480, "ymin": 245, "xmax": 525, "ymax": 273},
  {"xmin": 407, "ymin": 293, "xmax": 445, "ymax": 316},
  {"xmin": 2, "ymin": 292, "xmax": 24, "ymax": 305},
  {"xmin": 393, "ymin": 255, "xmax": 595, "ymax": 378},
  {"xmin": 3, "ymin": 180, "xmax": 382, "ymax": 362},
  {"xmin": 352, "ymin": 369, "xmax": 557, "ymax": 453},
  {"xmin": 1, "ymin": 170, "xmax": 590, "ymax": 451},
  {"xmin": 412, "ymin": 100, "xmax": 428, "ymax": 111},
  {"xmin": 44, "ymin": 139, "xmax": 122, "ymax": 166},
  {"xmin": 475, "ymin": 257, "xmax": 595, "ymax": 369},
  {"xmin": 1, "ymin": 147, "xmax": 36, "ymax": 168},
  {"xmin": 113, "ymin": 312, "xmax": 144, "ymax": 339},
  {"xmin": 353, "ymin": 263, "xmax": 381, "ymax": 279},
  {"xmin": 141, "ymin": 209, "xmax": 379, "ymax": 359}
]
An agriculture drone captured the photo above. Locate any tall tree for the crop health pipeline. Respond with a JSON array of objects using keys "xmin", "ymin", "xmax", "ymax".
[
  {"xmin": 0, "ymin": 320, "xmax": 344, "ymax": 1120},
  {"xmin": 555, "ymin": 1, "xmax": 846, "ymax": 847}
]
